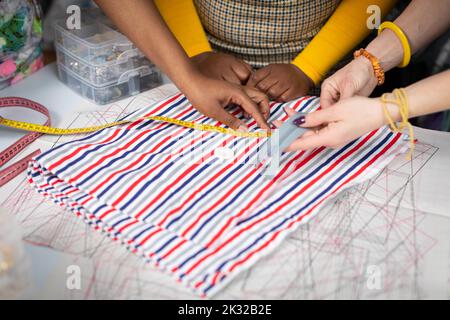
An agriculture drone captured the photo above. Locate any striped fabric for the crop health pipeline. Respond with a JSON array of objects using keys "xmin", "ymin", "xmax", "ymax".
[
  {"xmin": 28, "ymin": 94, "xmax": 407, "ymax": 297},
  {"xmin": 194, "ymin": 0, "xmax": 340, "ymax": 68}
]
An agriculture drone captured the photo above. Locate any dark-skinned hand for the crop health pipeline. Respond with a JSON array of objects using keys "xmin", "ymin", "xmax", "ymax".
[
  {"xmin": 190, "ymin": 52, "xmax": 253, "ymax": 85},
  {"xmin": 247, "ymin": 63, "xmax": 314, "ymax": 102},
  {"xmin": 185, "ymin": 74, "xmax": 270, "ymax": 131}
]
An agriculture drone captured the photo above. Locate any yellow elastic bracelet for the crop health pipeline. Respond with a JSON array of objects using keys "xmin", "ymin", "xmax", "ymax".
[
  {"xmin": 378, "ymin": 21, "xmax": 411, "ymax": 68},
  {"xmin": 380, "ymin": 88, "xmax": 415, "ymax": 159}
]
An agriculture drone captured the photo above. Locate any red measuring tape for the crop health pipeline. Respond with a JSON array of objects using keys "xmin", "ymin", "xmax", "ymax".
[{"xmin": 0, "ymin": 97, "xmax": 51, "ymax": 187}]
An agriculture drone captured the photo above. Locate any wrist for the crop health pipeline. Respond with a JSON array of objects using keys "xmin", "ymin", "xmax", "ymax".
[
  {"xmin": 291, "ymin": 64, "xmax": 314, "ymax": 90},
  {"xmin": 178, "ymin": 71, "xmax": 212, "ymax": 99},
  {"xmin": 366, "ymin": 29, "xmax": 404, "ymax": 72},
  {"xmin": 190, "ymin": 51, "xmax": 212, "ymax": 65},
  {"xmin": 356, "ymin": 56, "xmax": 379, "ymax": 86},
  {"xmin": 353, "ymin": 49, "xmax": 385, "ymax": 86},
  {"xmin": 372, "ymin": 96, "xmax": 402, "ymax": 127}
]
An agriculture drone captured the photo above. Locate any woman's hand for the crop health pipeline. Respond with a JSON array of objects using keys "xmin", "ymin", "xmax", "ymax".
[
  {"xmin": 320, "ymin": 57, "xmax": 378, "ymax": 109},
  {"xmin": 247, "ymin": 64, "xmax": 313, "ymax": 102},
  {"xmin": 184, "ymin": 74, "xmax": 270, "ymax": 131},
  {"xmin": 191, "ymin": 52, "xmax": 253, "ymax": 85},
  {"xmin": 275, "ymin": 96, "xmax": 387, "ymax": 151}
]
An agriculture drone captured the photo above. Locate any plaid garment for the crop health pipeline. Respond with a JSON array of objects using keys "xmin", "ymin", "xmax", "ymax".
[
  {"xmin": 194, "ymin": 0, "xmax": 340, "ymax": 68},
  {"xmin": 28, "ymin": 94, "xmax": 407, "ymax": 297}
]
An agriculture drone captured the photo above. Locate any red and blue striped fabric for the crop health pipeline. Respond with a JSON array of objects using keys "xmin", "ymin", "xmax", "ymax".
[{"xmin": 28, "ymin": 93, "xmax": 407, "ymax": 297}]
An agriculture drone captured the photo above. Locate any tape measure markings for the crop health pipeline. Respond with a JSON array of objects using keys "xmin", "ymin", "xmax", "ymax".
[
  {"xmin": 0, "ymin": 114, "xmax": 271, "ymax": 138},
  {"xmin": 0, "ymin": 96, "xmax": 271, "ymax": 187}
]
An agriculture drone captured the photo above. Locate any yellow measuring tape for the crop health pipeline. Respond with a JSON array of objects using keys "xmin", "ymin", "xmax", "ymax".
[
  {"xmin": 0, "ymin": 115, "xmax": 271, "ymax": 138},
  {"xmin": 0, "ymin": 97, "xmax": 270, "ymax": 187}
]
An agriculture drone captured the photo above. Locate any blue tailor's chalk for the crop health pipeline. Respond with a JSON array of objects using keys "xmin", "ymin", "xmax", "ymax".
[
  {"xmin": 261, "ymin": 112, "xmax": 309, "ymax": 178},
  {"xmin": 276, "ymin": 112, "xmax": 309, "ymax": 152}
]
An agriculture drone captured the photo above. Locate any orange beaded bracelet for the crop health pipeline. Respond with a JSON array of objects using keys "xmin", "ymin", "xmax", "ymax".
[{"xmin": 353, "ymin": 48, "xmax": 385, "ymax": 86}]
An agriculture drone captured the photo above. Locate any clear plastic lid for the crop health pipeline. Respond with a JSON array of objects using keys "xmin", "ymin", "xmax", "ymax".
[{"xmin": 54, "ymin": 16, "xmax": 138, "ymax": 65}]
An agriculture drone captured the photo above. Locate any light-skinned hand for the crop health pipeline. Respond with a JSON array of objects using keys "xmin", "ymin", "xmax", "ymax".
[
  {"xmin": 273, "ymin": 97, "xmax": 387, "ymax": 151},
  {"xmin": 320, "ymin": 57, "xmax": 378, "ymax": 109}
]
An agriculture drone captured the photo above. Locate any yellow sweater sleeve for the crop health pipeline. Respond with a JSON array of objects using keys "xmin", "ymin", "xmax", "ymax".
[
  {"xmin": 154, "ymin": 0, "xmax": 212, "ymax": 57},
  {"xmin": 292, "ymin": 0, "xmax": 397, "ymax": 85}
]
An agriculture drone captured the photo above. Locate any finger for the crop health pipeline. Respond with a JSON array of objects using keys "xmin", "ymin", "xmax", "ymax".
[
  {"xmin": 241, "ymin": 60, "xmax": 253, "ymax": 74},
  {"xmin": 340, "ymin": 78, "xmax": 358, "ymax": 100},
  {"xmin": 301, "ymin": 108, "xmax": 338, "ymax": 128},
  {"xmin": 244, "ymin": 86, "xmax": 271, "ymax": 120},
  {"xmin": 233, "ymin": 90, "xmax": 270, "ymax": 130},
  {"xmin": 276, "ymin": 87, "xmax": 292, "ymax": 102},
  {"xmin": 210, "ymin": 105, "xmax": 247, "ymax": 130},
  {"xmin": 283, "ymin": 106, "xmax": 297, "ymax": 117},
  {"xmin": 285, "ymin": 127, "xmax": 333, "ymax": 151},
  {"xmin": 256, "ymin": 77, "xmax": 278, "ymax": 93},
  {"xmin": 273, "ymin": 110, "xmax": 315, "ymax": 129},
  {"xmin": 272, "ymin": 107, "xmax": 309, "ymax": 128},
  {"xmin": 297, "ymin": 130, "xmax": 317, "ymax": 140},
  {"xmin": 320, "ymin": 80, "xmax": 340, "ymax": 108},
  {"xmin": 221, "ymin": 70, "xmax": 242, "ymax": 85},
  {"xmin": 231, "ymin": 62, "xmax": 253, "ymax": 84},
  {"xmin": 272, "ymin": 120, "xmax": 283, "ymax": 128},
  {"xmin": 247, "ymin": 67, "xmax": 271, "ymax": 88},
  {"xmin": 267, "ymin": 83, "xmax": 287, "ymax": 101}
]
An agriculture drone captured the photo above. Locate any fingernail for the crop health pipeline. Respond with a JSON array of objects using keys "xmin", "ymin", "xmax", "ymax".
[
  {"xmin": 237, "ymin": 125, "xmax": 249, "ymax": 133},
  {"xmin": 293, "ymin": 116, "xmax": 306, "ymax": 127}
]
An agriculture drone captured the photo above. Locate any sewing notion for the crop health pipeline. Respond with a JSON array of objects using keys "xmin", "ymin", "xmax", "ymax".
[
  {"xmin": 53, "ymin": 10, "xmax": 162, "ymax": 105},
  {"xmin": 0, "ymin": 96, "xmax": 276, "ymax": 187},
  {"xmin": 0, "ymin": 0, "xmax": 44, "ymax": 90},
  {"xmin": 0, "ymin": 95, "xmax": 315, "ymax": 187}
]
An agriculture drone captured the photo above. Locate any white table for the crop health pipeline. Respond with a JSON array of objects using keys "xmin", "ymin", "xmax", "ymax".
[
  {"xmin": 0, "ymin": 64, "xmax": 179, "ymax": 299},
  {"xmin": 1, "ymin": 64, "xmax": 450, "ymax": 299}
]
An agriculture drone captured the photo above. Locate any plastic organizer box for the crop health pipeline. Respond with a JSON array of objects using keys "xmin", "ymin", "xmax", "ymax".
[
  {"xmin": 0, "ymin": 54, "xmax": 14, "ymax": 90},
  {"xmin": 57, "ymin": 63, "xmax": 161, "ymax": 105},
  {"xmin": 54, "ymin": 15, "xmax": 162, "ymax": 104}
]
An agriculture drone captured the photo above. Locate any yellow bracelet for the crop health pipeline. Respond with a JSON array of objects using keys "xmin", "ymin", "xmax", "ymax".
[
  {"xmin": 380, "ymin": 88, "xmax": 415, "ymax": 159},
  {"xmin": 378, "ymin": 21, "xmax": 411, "ymax": 68}
]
